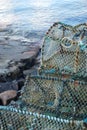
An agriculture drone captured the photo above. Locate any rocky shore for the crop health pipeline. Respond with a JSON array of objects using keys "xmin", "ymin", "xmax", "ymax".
[{"xmin": 0, "ymin": 25, "xmax": 42, "ymax": 105}]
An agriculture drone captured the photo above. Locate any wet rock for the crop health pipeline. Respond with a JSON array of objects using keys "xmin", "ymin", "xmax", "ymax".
[
  {"xmin": 8, "ymin": 66, "xmax": 23, "ymax": 80},
  {"xmin": 23, "ymin": 68, "xmax": 38, "ymax": 76},
  {"xmin": 0, "ymin": 37, "xmax": 40, "ymax": 81},
  {"xmin": 0, "ymin": 90, "xmax": 17, "ymax": 105},
  {"xmin": 0, "ymin": 80, "xmax": 18, "ymax": 93},
  {"xmin": 17, "ymin": 78, "xmax": 25, "ymax": 90},
  {"xmin": 0, "ymin": 27, "xmax": 41, "ymax": 105}
]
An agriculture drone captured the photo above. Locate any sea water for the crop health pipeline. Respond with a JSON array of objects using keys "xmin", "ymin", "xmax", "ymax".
[{"xmin": 0, "ymin": 0, "xmax": 87, "ymax": 35}]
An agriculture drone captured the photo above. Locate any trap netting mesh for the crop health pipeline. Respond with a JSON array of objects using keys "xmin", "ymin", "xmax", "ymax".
[
  {"xmin": 0, "ymin": 75, "xmax": 87, "ymax": 130},
  {"xmin": 0, "ymin": 22, "xmax": 87, "ymax": 130},
  {"xmin": 22, "ymin": 75, "xmax": 87, "ymax": 118},
  {"xmin": 0, "ymin": 106, "xmax": 85, "ymax": 130},
  {"xmin": 40, "ymin": 22, "xmax": 87, "ymax": 76}
]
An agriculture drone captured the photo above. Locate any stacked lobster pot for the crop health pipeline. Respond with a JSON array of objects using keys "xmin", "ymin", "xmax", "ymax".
[
  {"xmin": 22, "ymin": 22, "xmax": 87, "ymax": 120},
  {"xmin": 40, "ymin": 22, "xmax": 87, "ymax": 76},
  {"xmin": 0, "ymin": 22, "xmax": 87, "ymax": 130}
]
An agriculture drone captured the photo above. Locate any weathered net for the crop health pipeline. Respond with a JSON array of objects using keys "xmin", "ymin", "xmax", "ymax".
[
  {"xmin": 0, "ymin": 105, "xmax": 86, "ymax": 130},
  {"xmin": 0, "ymin": 75, "xmax": 87, "ymax": 130},
  {"xmin": 22, "ymin": 75, "xmax": 87, "ymax": 118},
  {"xmin": 0, "ymin": 22, "xmax": 87, "ymax": 130},
  {"xmin": 41, "ymin": 22, "xmax": 87, "ymax": 76}
]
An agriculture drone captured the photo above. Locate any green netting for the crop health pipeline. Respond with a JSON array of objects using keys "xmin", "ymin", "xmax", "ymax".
[
  {"xmin": 41, "ymin": 22, "xmax": 87, "ymax": 76},
  {"xmin": 0, "ymin": 22, "xmax": 87, "ymax": 130},
  {"xmin": 0, "ymin": 75, "xmax": 87, "ymax": 130},
  {"xmin": 0, "ymin": 106, "xmax": 85, "ymax": 130},
  {"xmin": 22, "ymin": 75, "xmax": 87, "ymax": 119}
]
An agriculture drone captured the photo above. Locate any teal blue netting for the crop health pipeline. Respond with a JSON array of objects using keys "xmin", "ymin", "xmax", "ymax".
[
  {"xmin": 40, "ymin": 22, "xmax": 87, "ymax": 76},
  {"xmin": 0, "ymin": 22, "xmax": 87, "ymax": 130}
]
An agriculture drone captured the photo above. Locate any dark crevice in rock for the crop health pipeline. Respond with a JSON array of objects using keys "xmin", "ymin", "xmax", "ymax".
[{"xmin": 0, "ymin": 40, "xmax": 41, "ymax": 105}]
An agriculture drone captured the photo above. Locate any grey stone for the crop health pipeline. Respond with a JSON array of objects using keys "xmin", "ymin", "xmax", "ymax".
[
  {"xmin": 0, "ymin": 80, "xmax": 18, "ymax": 93},
  {"xmin": 0, "ymin": 37, "xmax": 40, "ymax": 81}
]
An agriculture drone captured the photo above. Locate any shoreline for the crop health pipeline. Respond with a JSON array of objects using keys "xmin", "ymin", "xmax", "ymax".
[{"xmin": 0, "ymin": 26, "xmax": 41, "ymax": 105}]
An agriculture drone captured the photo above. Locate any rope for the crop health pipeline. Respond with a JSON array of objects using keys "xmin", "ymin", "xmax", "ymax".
[
  {"xmin": 0, "ymin": 106, "xmax": 84, "ymax": 126},
  {"xmin": 25, "ymin": 75, "xmax": 87, "ymax": 85}
]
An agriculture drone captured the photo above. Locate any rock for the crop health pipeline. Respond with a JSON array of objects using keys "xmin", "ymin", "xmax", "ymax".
[
  {"xmin": 0, "ymin": 90, "xmax": 17, "ymax": 105},
  {"xmin": 17, "ymin": 78, "xmax": 25, "ymax": 90},
  {"xmin": 0, "ymin": 37, "xmax": 40, "ymax": 81},
  {"xmin": 7, "ymin": 66, "xmax": 23, "ymax": 80},
  {"xmin": 0, "ymin": 27, "xmax": 41, "ymax": 105},
  {"xmin": 0, "ymin": 80, "xmax": 18, "ymax": 93},
  {"xmin": 23, "ymin": 68, "xmax": 38, "ymax": 76}
]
